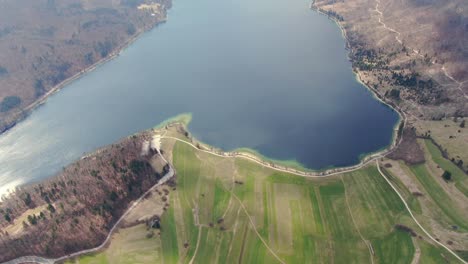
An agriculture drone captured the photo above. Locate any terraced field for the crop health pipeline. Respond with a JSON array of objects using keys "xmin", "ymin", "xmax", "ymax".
[{"xmin": 67, "ymin": 132, "xmax": 464, "ymax": 263}]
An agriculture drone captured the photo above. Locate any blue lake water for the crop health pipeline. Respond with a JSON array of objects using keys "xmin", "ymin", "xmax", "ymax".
[{"xmin": 0, "ymin": 0, "xmax": 399, "ymax": 194}]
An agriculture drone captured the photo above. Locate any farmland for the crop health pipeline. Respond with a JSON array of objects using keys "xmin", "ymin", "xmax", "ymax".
[{"xmin": 67, "ymin": 126, "xmax": 464, "ymax": 263}]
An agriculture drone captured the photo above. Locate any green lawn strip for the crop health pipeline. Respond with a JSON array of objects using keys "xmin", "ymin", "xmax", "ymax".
[
  {"xmin": 298, "ymin": 187, "xmax": 317, "ymax": 236},
  {"xmin": 172, "ymin": 142, "xmax": 201, "ymax": 262},
  {"xmin": 331, "ymin": 240, "xmax": 370, "ymax": 264},
  {"xmin": 212, "ymin": 178, "xmax": 231, "ymax": 223},
  {"xmin": 67, "ymin": 224, "xmax": 163, "ymax": 264},
  {"xmin": 308, "ymin": 186, "xmax": 325, "ymax": 235},
  {"xmin": 241, "ymin": 226, "xmax": 269, "ymax": 264},
  {"xmin": 216, "ymin": 231, "xmax": 233, "ymax": 264},
  {"xmin": 418, "ymin": 239, "xmax": 461, "ymax": 264},
  {"xmin": 319, "ymin": 181, "xmax": 358, "ymax": 239},
  {"xmin": 410, "ymin": 164, "xmax": 468, "ymax": 230},
  {"xmin": 191, "ymin": 227, "xmax": 212, "ymax": 263},
  {"xmin": 372, "ymin": 230, "xmax": 414, "ymax": 264},
  {"xmin": 232, "ymin": 162, "xmax": 256, "ymax": 201},
  {"xmin": 161, "ymin": 205, "xmax": 179, "ymax": 264},
  {"xmin": 83, "ymin": 254, "xmax": 107, "ymax": 264},
  {"xmin": 174, "ymin": 142, "xmax": 200, "ymax": 203},
  {"xmin": 341, "ymin": 166, "xmax": 406, "ymax": 238},
  {"xmin": 260, "ymin": 181, "xmax": 269, "ymax": 238},
  {"xmin": 454, "ymin": 250, "xmax": 468, "ymax": 262},
  {"xmin": 266, "ymin": 181, "xmax": 278, "ymax": 250},
  {"xmin": 197, "ymin": 163, "xmax": 216, "ymax": 224},
  {"xmin": 66, "ymin": 253, "xmax": 107, "ymax": 264},
  {"xmin": 226, "ymin": 215, "xmax": 249, "ymax": 262},
  {"xmin": 381, "ymin": 166, "xmax": 422, "ymax": 214},
  {"xmin": 424, "ymin": 139, "xmax": 468, "ymax": 197},
  {"xmin": 266, "ymin": 171, "xmax": 307, "ymax": 185},
  {"xmin": 287, "ymin": 199, "xmax": 318, "ymax": 263}
]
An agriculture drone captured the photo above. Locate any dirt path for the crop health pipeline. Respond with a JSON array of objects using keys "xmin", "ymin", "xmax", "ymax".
[
  {"xmin": 161, "ymin": 135, "xmax": 396, "ymax": 179},
  {"xmin": 411, "ymin": 238, "xmax": 422, "ymax": 264},
  {"xmin": 188, "ymin": 225, "xmax": 203, "ymax": 264},
  {"xmin": 341, "ymin": 176, "xmax": 375, "ymax": 264},
  {"xmin": 376, "ymin": 161, "xmax": 466, "ymax": 264},
  {"xmin": 158, "ymin": 134, "xmax": 465, "ymax": 263},
  {"xmin": 2, "ymin": 145, "xmax": 175, "ymax": 264},
  {"xmin": 229, "ymin": 189, "xmax": 285, "ymax": 264},
  {"xmin": 373, "ymin": 0, "xmax": 468, "ymax": 99}
]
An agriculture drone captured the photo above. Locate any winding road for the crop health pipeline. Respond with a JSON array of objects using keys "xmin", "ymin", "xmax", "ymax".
[
  {"xmin": 2, "ymin": 138, "xmax": 174, "ymax": 264},
  {"xmin": 156, "ymin": 133, "xmax": 466, "ymax": 263},
  {"xmin": 3, "ymin": 127, "xmax": 466, "ymax": 263}
]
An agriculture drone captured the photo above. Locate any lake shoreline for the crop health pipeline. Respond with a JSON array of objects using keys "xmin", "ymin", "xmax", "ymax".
[
  {"xmin": 0, "ymin": 0, "xmax": 402, "ymax": 191},
  {"xmin": 0, "ymin": 17, "xmax": 168, "ymax": 136},
  {"xmin": 310, "ymin": 1, "xmax": 406, "ymax": 164}
]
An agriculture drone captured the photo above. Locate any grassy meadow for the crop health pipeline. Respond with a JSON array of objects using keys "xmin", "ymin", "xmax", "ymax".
[{"xmin": 67, "ymin": 138, "xmax": 464, "ymax": 263}]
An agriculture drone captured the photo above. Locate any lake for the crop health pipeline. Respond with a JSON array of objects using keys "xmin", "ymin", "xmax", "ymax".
[{"xmin": 0, "ymin": 0, "xmax": 399, "ymax": 195}]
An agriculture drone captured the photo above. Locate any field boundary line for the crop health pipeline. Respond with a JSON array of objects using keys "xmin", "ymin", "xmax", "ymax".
[
  {"xmin": 229, "ymin": 190, "xmax": 286, "ymax": 264},
  {"xmin": 161, "ymin": 135, "xmax": 390, "ymax": 178},
  {"xmin": 188, "ymin": 226, "xmax": 203, "ymax": 264},
  {"xmin": 164, "ymin": 135, "xmax": 467, "ymax": 263},
  {"xmin": 341, "ymin": 176, "xmax": 375, "ymax": 264},
  {"xmin": 376, "ymin": 161, "xmax": 467, "ymax": 264}
]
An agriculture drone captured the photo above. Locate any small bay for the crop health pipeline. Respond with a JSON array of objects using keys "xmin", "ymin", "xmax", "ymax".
[{"xmin": 0, "ymin": 0, "xmax": 398, "ymax": 194}]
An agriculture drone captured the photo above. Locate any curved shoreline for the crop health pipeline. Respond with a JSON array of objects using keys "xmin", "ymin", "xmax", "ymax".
[
  {"xmin": 1, "ymin": 4, "xmax": 411, "ymax": 263},
  {"xmin": 0, "ymin": 17, "xmax": 168, "ymax": 136},
  {"xmin": 309, "ymin": 0, "xmax": 407, "ymax": 166}
]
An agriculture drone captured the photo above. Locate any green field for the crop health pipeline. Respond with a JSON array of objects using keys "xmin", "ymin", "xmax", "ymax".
[
  {"xmin": 409, "ymin": 163, "xmax": 468, "ymax": 231},
  {"xmin": 65, "ymin": 224, "xmax": 163, "ymax": 264},
  {"xmin": 69, "ymin": 139, "xmax": 463, "ymax": 263},
  {"xmin": 423, "ymin": 139, "xmax": 468, "ymax": 197}
]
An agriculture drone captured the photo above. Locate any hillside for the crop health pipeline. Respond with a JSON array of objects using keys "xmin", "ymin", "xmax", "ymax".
[
  {"xmin": 0, "ymin": 131, "xmax": 170, "ymax": 262},
  {"xmin": 314, "ymin": 0, "xmax": 467, "ymax": 118},
  {"xmin": 0, "ymin": 0, "xmax": 170, "ymax": 133},
  {"xmin": 1, "ymin": 121, "xmax": 466, "ymax": 263},
  {"xmin": 64, "ymin": 123, "xmax": 468, "ymax": 263},
  {"xmin": 312, "ymin": 0, "xmax": 468, "ymax": 172}
]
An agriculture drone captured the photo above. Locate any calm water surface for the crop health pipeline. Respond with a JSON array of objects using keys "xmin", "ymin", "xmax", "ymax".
[{"xmin": 0, "ymin": 0, "xmax": 399, "ymax": 194}]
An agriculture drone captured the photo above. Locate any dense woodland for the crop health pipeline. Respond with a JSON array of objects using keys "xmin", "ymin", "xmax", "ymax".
[
  {"xmin": 0, "ymin": 0, "xmax": 171, "ymax": 134},
  {"xmin": 0, "ymin": 132, "xmax": 169, "ymax": 262}
]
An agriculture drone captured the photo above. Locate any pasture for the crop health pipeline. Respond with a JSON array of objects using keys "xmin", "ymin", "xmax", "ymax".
[{"xmin": 68, "ymin": 134, "xmax": 463, "ymax": 263}]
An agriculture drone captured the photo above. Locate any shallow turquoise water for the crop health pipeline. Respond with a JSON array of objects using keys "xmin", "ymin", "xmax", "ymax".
[{"xmin": 0, "ymin": 0, "xmax": 398, "ymax": 194}]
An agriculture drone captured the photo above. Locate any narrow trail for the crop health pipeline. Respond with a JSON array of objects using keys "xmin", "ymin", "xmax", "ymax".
[
  {"xmin": 373, "ymin": 0, "xmax": 468, "ymax": 99},
  {"xmin": 2, "ymin": 139, "xmax": 175, "ymax": 264},
  {"xmin": 161, "ymin": 135, "xmax": 396, "ymax": 179},
  {"xmin": 411, "ymin": 240, "xmax": 422, "ymax": 264},
  {"xmin": 5, "ymin": 129, "xmax": 465, "ymax": 263},
  {"xmin": 228, "ymin": 189, "xmax": 286, "ymax": 264},
  {"xmin": 160, "ymin": 134, "xmax": 466, "ymax": 263},
  {"xmin": 341, "ymin": 176, "xmax": 375, "ymax": 264},
  {"xmin": 188, "ymin": 225, "xmax": 202, "ymax": 264}
]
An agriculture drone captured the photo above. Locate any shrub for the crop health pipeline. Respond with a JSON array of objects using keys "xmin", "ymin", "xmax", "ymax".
[
  {"xmin": 0, "ymin": 66, "xmax": 7, "ymax": 77},
  {"xmin": 34, "ymin": 79, "xmax": 46, "ymax": 97},
  {"xmin": 129, "ymin": 160, "xmax": 150, "ymax": 175},
  {"xmin": 4, "ymin": 213, "xmax": 11, "ymax": 223},
  {"xmin": 442, "ymin": 171, "xmax": 452, "ymax": 181},
  {"xmin": 28, "ymin": 215, "xmax": 38, "ymax": 225},
  {"xmin": 47, "ymin": 203, "xmax": 56, "ymax": 213},
  {"xmin": 0, "ymin": 96, "xmax": 21, "ymax": 112}
]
